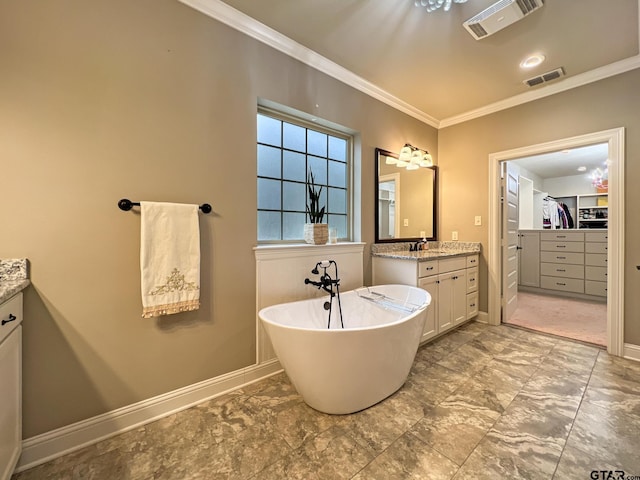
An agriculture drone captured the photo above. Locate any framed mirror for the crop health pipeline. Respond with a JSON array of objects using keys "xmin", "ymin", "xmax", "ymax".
[{"xmin": 375, "ymin": 148, "xmax": 438, "ymax": 242}]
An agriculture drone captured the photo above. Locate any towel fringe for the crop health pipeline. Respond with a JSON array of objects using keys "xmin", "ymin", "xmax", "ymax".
[{"xmin": 142, "ymin": 299, "xmax": 200, "ymax": 318}]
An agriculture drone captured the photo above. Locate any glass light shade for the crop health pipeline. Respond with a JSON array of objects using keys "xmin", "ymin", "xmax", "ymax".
[
  {"xmin": 410, "ymin": 150, "xmax": 423, "ymax": 165},
  {"xmin": 420, "ymin": 153, "xmax": 433, "ymax": 167},
  {"xmin": 385, "ymin": 155, "xmax": 397, "ymax": 165},
  {"xmin": 406, "ymin": 162, "xmax": 420, "ymax": 170},
  {"xmin": 396, "ymin": 159, "xmax": 409, "ymax": 167},
  {"xmin": 398, "ymin": 145, "xmax": 413, "ymax": 162}
]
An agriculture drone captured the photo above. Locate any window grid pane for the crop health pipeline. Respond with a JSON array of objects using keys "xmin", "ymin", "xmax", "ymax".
[{"xmin": 258, "ymin": 110, "xmax": 350, "ymax": 242}]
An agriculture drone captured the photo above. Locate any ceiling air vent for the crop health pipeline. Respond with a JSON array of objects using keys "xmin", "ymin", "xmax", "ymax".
[
  {"xmin": 524, "ymin": 67, "xmax": 565, "ymax": 87},
  {"xmin": 463, "ymin": 0, "xmax": 544, "ymax": 40}
]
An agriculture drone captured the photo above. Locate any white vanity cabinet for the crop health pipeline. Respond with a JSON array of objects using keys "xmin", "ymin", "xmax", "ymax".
[
  {"xmin": 372, "ymin": 253, "xmax": 479, "ymax": 343},
  {"xmin": 0, "ymin": 292, "xmax": 22, "ymax": 480}
]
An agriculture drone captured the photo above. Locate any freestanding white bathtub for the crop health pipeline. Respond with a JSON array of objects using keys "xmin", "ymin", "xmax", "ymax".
[{"xmin": 258, "ymin": 285, "xmax": 430, "ymax": 414}]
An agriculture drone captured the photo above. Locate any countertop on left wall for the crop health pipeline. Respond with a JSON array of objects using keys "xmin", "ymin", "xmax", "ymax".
[{"xmin": 0, "ymin": 259, "xmax": 30, "ymax": 303}]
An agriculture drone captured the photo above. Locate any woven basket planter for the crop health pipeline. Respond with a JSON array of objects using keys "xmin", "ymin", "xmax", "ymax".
[{"xmin": 304, "ymin": 223, "xmax": 328, "ymax": 245}]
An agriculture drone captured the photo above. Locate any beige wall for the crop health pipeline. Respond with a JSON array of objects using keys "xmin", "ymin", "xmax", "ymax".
[
  {"xmin": 0, "ymin": 0, "xmax": 437, "ymax": 437},
  {"xmin": 438, "ymin": 68, "xmax": 640, "ymax": 344}
]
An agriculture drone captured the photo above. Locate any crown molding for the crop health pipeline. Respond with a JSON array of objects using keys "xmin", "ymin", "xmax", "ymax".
[
  {"xmin": 179, "ymin": 0, "xmax": 640, "ymax": 130},
  {"xmin": 439, "ymin": 55, "xmax": 640, "ymax": 128},
  {"xmin": 178, "ymin": 0, "xmax": 440, "ymax": 128}
]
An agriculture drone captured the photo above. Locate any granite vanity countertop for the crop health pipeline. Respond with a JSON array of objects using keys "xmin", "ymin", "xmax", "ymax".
[
  {"xmin": 371, "ymin": 241, "xmax": 481, "ymax": 262},
  {"xmin": 0, "ymin": 258, "xmax": 30, "ymax": 304}
]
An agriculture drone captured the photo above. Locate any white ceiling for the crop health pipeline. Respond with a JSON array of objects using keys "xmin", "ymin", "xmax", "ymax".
[
  {"xmin": 510, "ymin": 143, "xmax": 608, "ymax": 179},
  {"xmin": 207, "ymin": 0, "xmax": 640, "ymax": 125}
]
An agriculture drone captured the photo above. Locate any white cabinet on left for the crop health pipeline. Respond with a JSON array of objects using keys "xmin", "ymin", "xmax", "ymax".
[{"xmin": 0, "ymin": 292, "xmax": 22, "ymax": 480}]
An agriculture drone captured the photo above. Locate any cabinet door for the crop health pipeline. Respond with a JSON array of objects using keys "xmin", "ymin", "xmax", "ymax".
[
  {"xmin": 452, "ymin": 269, "xmax": 467, "ymax": 326},
  {"xmin": 418, "ymin": 276, "xmax": 438, "ymax": 342},
  {"xmin": 437, "ymin": 273, "xmax": 454, "ymax": 333},
  {"xmin": 518, "ymin": 232, "xmax": 540, "ymax": 287},
  {"xmin": 0, "ymin": 327, "xmax": 21, "ymax": 480}
]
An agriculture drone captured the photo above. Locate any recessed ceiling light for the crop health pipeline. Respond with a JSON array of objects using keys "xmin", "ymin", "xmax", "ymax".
[
  {"xmin": 577, "ymin": 166, "xmax": 587, "ymax": 172},
  {"xmin": 520, "ymin": 54, "xmax": 546, "ymax": 69}
]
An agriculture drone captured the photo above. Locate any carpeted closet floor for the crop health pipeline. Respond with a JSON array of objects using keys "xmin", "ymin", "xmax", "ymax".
[{"xmin": 505, "ymin": 292, "xmax": 607, "ymax": 347}]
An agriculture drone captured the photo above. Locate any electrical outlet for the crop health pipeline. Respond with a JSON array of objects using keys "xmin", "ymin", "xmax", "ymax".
[
  {"xmin": 452, "ymin": 231, "xmax": 458, "ymax": 241},
  {"xmin": 475, "ymin": 216, "xmax": 482, "ymax": 226},
  {"xmin": 403, "ymin": 219, "xmax": 409, "ymax": 227}
]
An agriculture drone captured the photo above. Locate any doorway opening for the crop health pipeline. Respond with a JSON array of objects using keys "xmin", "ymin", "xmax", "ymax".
[
  {"xmin": 488, "ymin": 128, "xmax": 625, "ymax": 356},
  {"xmin": 502, "ymin": 145, "xmax": 608, "ymax": 347}
]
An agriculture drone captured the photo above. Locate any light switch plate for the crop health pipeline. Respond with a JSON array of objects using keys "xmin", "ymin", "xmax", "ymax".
[{"xmin": 475, "ymin": 216, "xmax": 482, "ymax": 226}]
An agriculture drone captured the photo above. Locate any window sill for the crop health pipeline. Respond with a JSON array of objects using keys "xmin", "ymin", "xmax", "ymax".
[{"xmin": 254, "ymin": 242, "xmax": 365, "ymax": 260}]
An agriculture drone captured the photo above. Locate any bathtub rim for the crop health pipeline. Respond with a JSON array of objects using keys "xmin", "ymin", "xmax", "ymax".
[{"xmin": 258, "ymin": 284, "xmax": 431, "ymax": 333}]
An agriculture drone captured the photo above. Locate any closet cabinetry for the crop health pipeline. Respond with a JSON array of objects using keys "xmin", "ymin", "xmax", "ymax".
[
  {"xmin": 518, "ymin": 230, "xmax": 607, "ymax": 299},
  {"xmin": 372, "ymin": 253, "xmax": 479, "ymax": 343}
]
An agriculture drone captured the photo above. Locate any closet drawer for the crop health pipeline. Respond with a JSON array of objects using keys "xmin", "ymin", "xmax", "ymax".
[
  {"xmin": 585, "ymin": 253, "xmax": 607, "ymax": 267},
  {"xmin": 540, "ymin": 231, "xmax": 584, "ymax": 242},
  {"xmin": 418, "ymin": 261, "xmax": 438, "ymax": 278},
  {"xmin": 585, "ymin": 231, "xmax": 608, "ymax": 243},
  {"xmin": 466, "ymin": 266, "xmax": 478, "ymax": 294},
  {"xmin": 585, "ymin": 242, "xmax": 607, "ymax": 254},
  {"xmin": 466, "ymin": 254, "xmax": 479, "ymax": 268},
  {"xmin": 540, "ymin": 241, "xmax": 584, "ymax": 253},
  {"xmin": 466, "ymin": 292, "xmax": 478, "ymax": 319},
  {"xmin": 540, "ymin": 276, "xmax": 584, "ymax": 293},
  {"xmin": 540, "ymin": 263, "xmax": 584, "ymax": 279},
  {"xmin": 439, "ymin": 257, "xmax": 466, "ymax": 274},
  {"xmin": 585, "ymin": 280, "xmax": 607, "ymax": 297},
  {"xmin": 585, "ymin": 266, "xmax": 607, "ymax": 282},
  {"xmin": 540, "ymin": 251, "xmax": 584, "ymax": 265}
]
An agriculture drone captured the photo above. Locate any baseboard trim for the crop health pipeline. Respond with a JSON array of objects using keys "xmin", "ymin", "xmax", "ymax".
[
  {"xmin": 16, "ymin": 359, "xmax": 282, "ymax": 473},
  {"xmin": 476, "ymin": 311, "xmax": 489, "ymax": 324},
  {"xmin": 623, "ymin": 343, "xmax": 640, "ymax": 362}
]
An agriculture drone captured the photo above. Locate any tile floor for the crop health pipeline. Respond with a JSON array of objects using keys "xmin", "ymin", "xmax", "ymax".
[{"xmin": 13, "ymin": 321, "xmax": 640, "ymax": 480}]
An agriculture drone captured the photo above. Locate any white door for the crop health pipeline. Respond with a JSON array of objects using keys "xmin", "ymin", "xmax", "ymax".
[
  {"xmin": 502, "ymin": 163, "xmax": 519, "ymax": 322},
  {"xmin": 452, "ymin": 269, "xmax": 468, "ymax": 326},
  {"xmin": 418, "ymin": 275, "xmax": 437, "ymax": 341}
]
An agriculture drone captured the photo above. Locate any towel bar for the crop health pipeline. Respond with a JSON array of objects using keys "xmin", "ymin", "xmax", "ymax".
[{"xmin": 118, "ymin": 198, "xmax": 212, "ymax": 214}]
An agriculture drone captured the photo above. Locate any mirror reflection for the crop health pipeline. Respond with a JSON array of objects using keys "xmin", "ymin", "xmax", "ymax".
[{"xmin": 375, "ymin": 148, "xmax": 437, "ymax": 242}]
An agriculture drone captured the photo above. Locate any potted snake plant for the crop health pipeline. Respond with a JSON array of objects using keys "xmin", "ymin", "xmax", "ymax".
[{"xmin": 304, "ymin": 170, "xmax": 328, "ymax": 244}]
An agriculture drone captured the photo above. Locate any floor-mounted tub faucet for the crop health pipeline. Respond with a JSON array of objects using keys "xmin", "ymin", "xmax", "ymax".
[{"xmin": 305, "ymin": 260, "xmax": 344, "ymax": 328}]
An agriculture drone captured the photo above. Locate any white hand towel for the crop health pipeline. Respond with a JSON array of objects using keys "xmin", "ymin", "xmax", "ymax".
[{"xmin": 140, "ymin": 202, "xmax": 200, "ymax": 318}]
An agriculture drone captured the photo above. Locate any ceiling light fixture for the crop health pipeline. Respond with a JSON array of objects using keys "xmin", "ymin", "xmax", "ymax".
[
  {"xmin": 577, "ymin": 166, "xmax": 587, "ymax": 172},
  {"xmin": 520, "ymin": 54, "xmax": 546, "ymax": 69},
  {"xmin": 415, "ymin": 0, "xmax": 468, "ymax": 13},
  {"xmin": 397, "ymin": 144, "xmax": 433, "ymax": 170}
]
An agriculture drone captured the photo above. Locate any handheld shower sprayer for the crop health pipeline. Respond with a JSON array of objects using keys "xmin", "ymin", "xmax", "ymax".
[{"xmin": 304, "ymin": 259, "xmax": 343, "ymax": 328}]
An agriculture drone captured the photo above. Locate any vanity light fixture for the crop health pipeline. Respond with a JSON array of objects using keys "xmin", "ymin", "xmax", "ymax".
[
  {"xmin": 577, "ymin": 166, "xmax": 587, "ymax": 172},
  {"xmin": 414, "ymin": 0, "xmax": 468, "ymax": 13},
  {"xmin": 397, "ymin": 143, "xmax": 433, "ymax": 170}
]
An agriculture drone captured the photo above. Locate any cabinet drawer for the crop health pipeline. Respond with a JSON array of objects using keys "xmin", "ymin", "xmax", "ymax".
[
  {"xmin": 439, "ymin": 257, "xmax": 466, "ymax": 274},
  {"xmin": 585, "ymin": 253, "xmax": 607, "ymax": 267},
  {"xmin": 540, "ymin": 231, "xmax": 584, "ymax": 242},
  {"xmin": 585, "ymin": 242, "xmax": 607, "ymax": 254},
  {"xmin": 585, "ymin": 280, "xmax": 607, "ymax": 297},
  {"xmin": 540, "ymin": 276, "xmax": 584, "ymax": 293},
  {"xmin": 0, "ymin": 293, "xmax": 23, "ymax": 345},
  {"xmin": 466, "ymin": 266, "xmax": 478, "ymax": 294},
  {"xmin": 585, "ymin": 266, "xmax": 607, "ymax": 282},
  {"xmin": 540, "ymin": 263, "xmax": 584, "ymax": 279},
  {"xmin": 585, "ymin": 231, "xmax": 608, "ymax": 243},
  {"xmin": 540, "ymin": 251, "xmax": 584, "ymax": 265},
  {"xmin": 418, "ymin": 261, "xmax": 438, "ymax": 278},
  {"xmin": 466, "ymin": 254, "xmax": 479, "ymax": 268},
  {"xmin": 540, "ymin": 241, "xmax": 584, "ymax": 253},
  {"xmin": 466, "ymin": 292, "xmax": 478, "ymax": 319}
]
